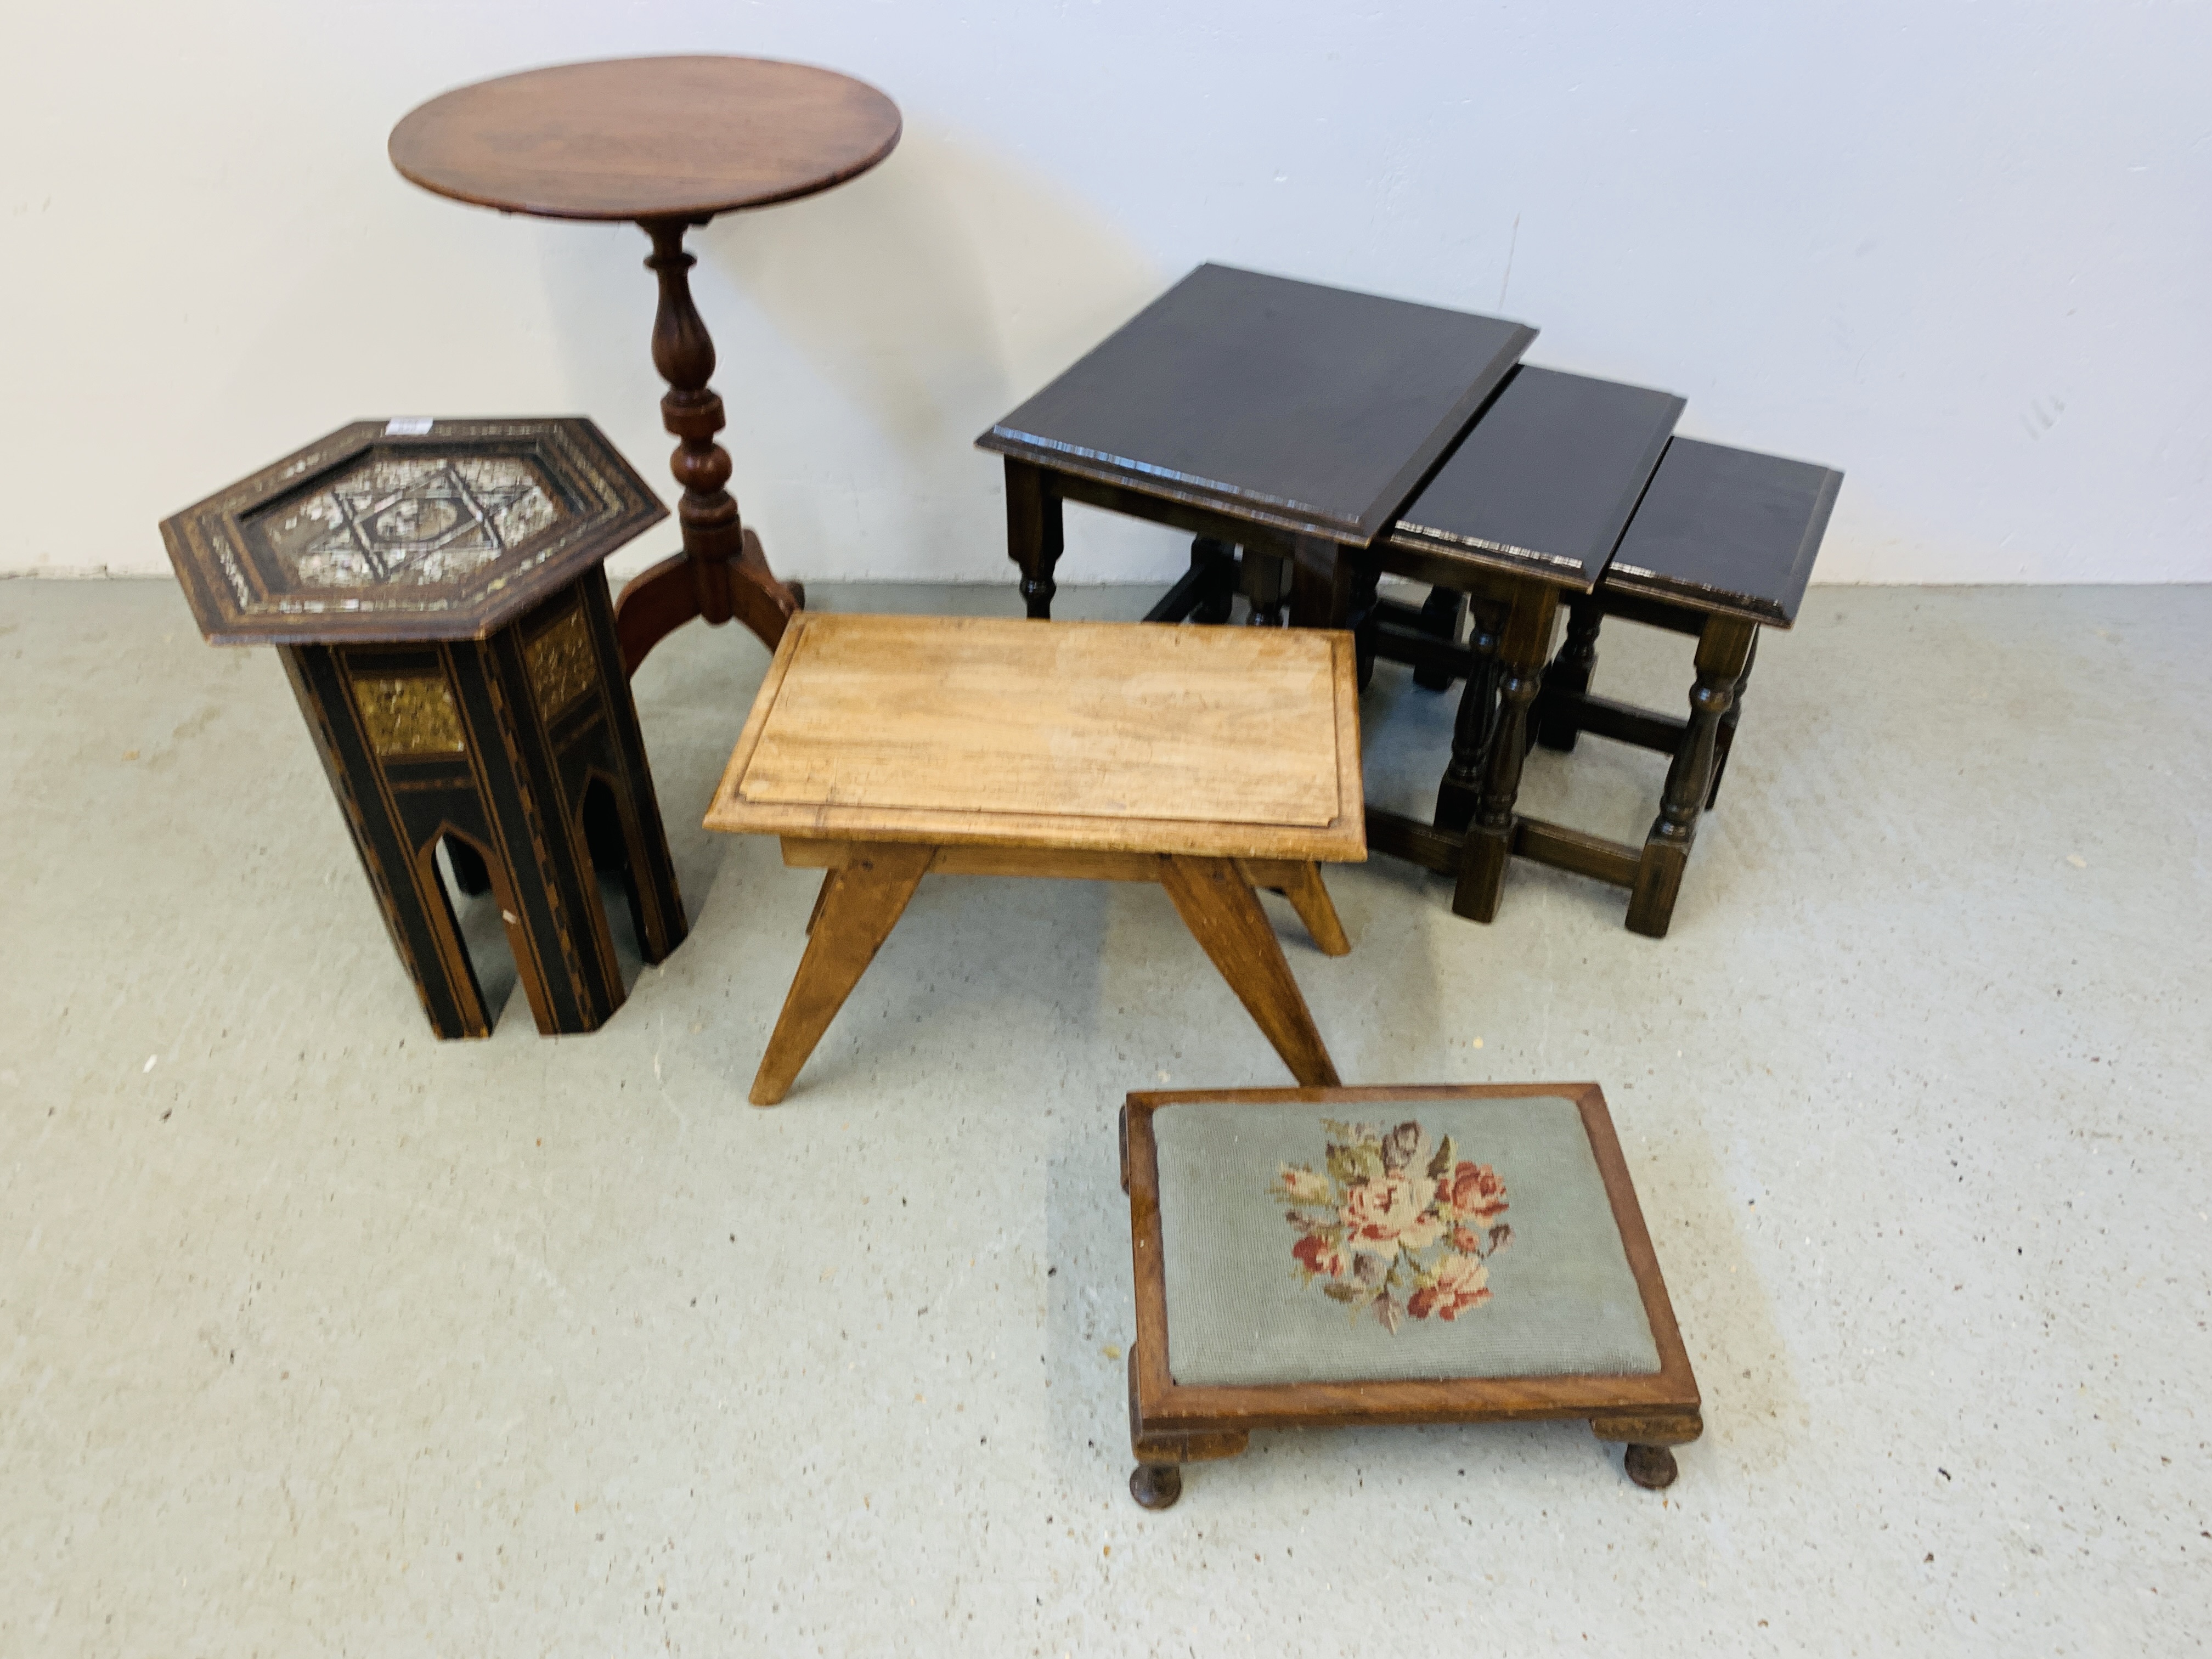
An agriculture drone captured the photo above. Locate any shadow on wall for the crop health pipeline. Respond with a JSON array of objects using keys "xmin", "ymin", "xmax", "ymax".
[{"xmin": 697, "ymin": 127, "xmax": 1162, "ymax": 461}]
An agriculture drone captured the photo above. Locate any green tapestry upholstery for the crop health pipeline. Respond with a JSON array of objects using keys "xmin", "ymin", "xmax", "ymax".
[{"xmin": 1152, "ymin": 1096, "xmax": 1661, "ymax": 1387}]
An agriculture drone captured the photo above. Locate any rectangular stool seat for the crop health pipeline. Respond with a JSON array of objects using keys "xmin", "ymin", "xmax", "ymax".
[
  {"xmin": 711, "ymin": 612, "xmax": 1363, "ymax": 856},
  {"xmin": 1120, "ymin": 1082, "xmax": 1701, "ymax": 1508},
  {"xmin": 706, "ymin": 613, "xmax": 1366, "ymax": 1104}
]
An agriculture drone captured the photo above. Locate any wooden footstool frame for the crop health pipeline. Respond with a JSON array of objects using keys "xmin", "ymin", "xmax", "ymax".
[
  {"xmin": 1119, "ymin": 1083, "xmax": 1702, "ymax": 1509},
  {"xmin": 705, "ymin": 613, "xmax": 1367, "ymax": 1105}
]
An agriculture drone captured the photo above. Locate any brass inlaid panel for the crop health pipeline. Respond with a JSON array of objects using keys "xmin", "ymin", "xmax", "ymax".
[
  {"xmin": 525, "ymin": 603, "xmax": 596, "ymax": 717},
  {"xmin": 354, "ymin": 671, "xmax": 467, "ymax": 755}
]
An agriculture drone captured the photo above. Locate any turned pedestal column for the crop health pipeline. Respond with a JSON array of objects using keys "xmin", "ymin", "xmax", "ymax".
[
  {"xmin": 608, "ymin": 217, "xmax": 799, "ymax": 672},
  {"xmin": 390, "ymin": 55, "xmax": 903, "ymax": 674}
]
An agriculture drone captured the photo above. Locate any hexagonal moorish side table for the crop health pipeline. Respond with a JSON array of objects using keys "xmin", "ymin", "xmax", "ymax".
[{"xmin": 160, "ymin": 417, "xmax": 688, "ymax": 1038}]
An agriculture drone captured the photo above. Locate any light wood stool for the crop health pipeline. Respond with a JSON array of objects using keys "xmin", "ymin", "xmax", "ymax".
[{"xmin": 704, "ymin": 613, "xmax": 1365, "ymax": 1104}]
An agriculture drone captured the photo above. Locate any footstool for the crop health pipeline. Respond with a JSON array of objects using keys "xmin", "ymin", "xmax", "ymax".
[
  {"xmin": 703, "ymin": 612, "xmax": 1364, "ymax": 1104},
  {"xmin": 160, "ymin": 417, "xmax": 689, "ymax": 1037},
  {"xmin": 1119, "ymin": 1082, "xmax": 1701, "ymax": 1508}
]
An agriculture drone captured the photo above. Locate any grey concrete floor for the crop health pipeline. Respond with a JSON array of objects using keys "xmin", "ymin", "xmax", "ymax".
[{"xmin": 3, "ymin": 577, "xmax": 2208, "ymax": 1656}]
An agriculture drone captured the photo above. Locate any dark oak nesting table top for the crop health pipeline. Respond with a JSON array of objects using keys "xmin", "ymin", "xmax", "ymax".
[
  {"xmin": 1386, "ymin": 367, "xmax": 1685, "ymax": 592},
  {"xmin": 979, "ymin": 264, "xmax": 1536, "ymax": 546},
  {"xmin": 388, "ymin": 56, "xmax": 902, "ymax": 222},
  {"xmin": 1607, "ymin": 439, "xmax": 1843, "ymax": 625}
]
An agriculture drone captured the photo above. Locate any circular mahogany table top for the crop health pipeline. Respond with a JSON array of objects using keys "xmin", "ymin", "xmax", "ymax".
[{"xmin": 389, "ymin": 56, "xmax": 901, "ymax": 222}]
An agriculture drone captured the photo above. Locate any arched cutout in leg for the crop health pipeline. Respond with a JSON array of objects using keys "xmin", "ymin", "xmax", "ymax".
[
  {"xmin": 444, "ymin": 837, "xmax": 494, "ymax": 898},
  {"xmin": 579, "ymin": 775, "xmax": 646, "ymax": 987},
  {"xmin": 421, "ymin": 831, "xmax": 521, "ymax": 1032}
]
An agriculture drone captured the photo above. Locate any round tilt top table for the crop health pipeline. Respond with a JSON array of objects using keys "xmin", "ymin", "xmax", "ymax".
[{"xmin": 390, "ymin": 56, "xmax": 901, "ymax": 672}]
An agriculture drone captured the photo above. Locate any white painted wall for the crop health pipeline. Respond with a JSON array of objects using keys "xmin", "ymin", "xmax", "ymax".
[{"xmin": 4, "ymin": 1, "xmax": 2206, "ymax": 586}]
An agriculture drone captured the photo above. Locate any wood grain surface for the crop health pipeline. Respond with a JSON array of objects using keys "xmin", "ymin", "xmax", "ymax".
[
  {"xmin": 705, "ymin": 613, "xmax": 1365, "ymax": 861},
  {"xmin": 388, "ymin": 57, "xmax": 901, "ymax": 222},
  {"xmin": 748, "ymin": 843, "xmax": 932, "ymax": 1105},
  {"xmin": 1156, "ymin": 858, "xmax": 1340, "ymax": 1087}
]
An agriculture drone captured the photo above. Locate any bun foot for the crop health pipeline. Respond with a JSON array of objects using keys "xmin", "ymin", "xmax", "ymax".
[
  {"xmin": 1624, "ymin": 1443, "xmax": 1678, "ymax": 1490},
  {"xmin": 1130, "ymin": 1462, "xmax": 1183, "ymax": 1510}
]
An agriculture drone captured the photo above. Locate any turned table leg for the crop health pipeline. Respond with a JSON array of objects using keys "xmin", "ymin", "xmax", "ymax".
[
  {"xmin": 1190, "ymin": 538, "xmax": 1238, "ymax": 623},
  {"xmin": 615, "ymin": 216, "xmax": 801, "ymax": 674},
  {"xmin": 1536, "ymin": 596, "xmax": 1604, "ymax": 752},
  {"xmin": 1705, "ymin": 627, "xmax": 1759, "ymax": 810},
  {"xmin": 1452, "ymin": 586, "xmax": 1558, "ymax": 922},
  {"xmin": 1285, "ymin": 535, "xmax": 1368, "ymax": 635},
  {"xmin": 1144, "ymin": 538, "xmax": 1238, "ymax": 624},
  {"xmin": 1435, "ymin": 601, "xmax": 1503, "ymax": 834},
  {"xmin": 1005, "ymin": 459, "xmax": 1066, "ymax": 619},
  {"xmin": 1410, "ymin": 585, "xmax": 1465, "ymax": 691},
  {"xmin": 1239, "ymin": 547, "xmax": 1290, "ymax": 627},
  {"xmin": 1624, "ymin": 615, "xmax": 1756, "ymax": 938}
]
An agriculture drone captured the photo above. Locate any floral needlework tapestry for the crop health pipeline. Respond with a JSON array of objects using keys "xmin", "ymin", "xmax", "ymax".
[
  {"xmin": 1271, "ymin": 1119, "xmax": 1513, "ymax": 1334},
  {"xmin": 1150, "ymin": 1097, "xmax": 1661, "ymax": 1387}
]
